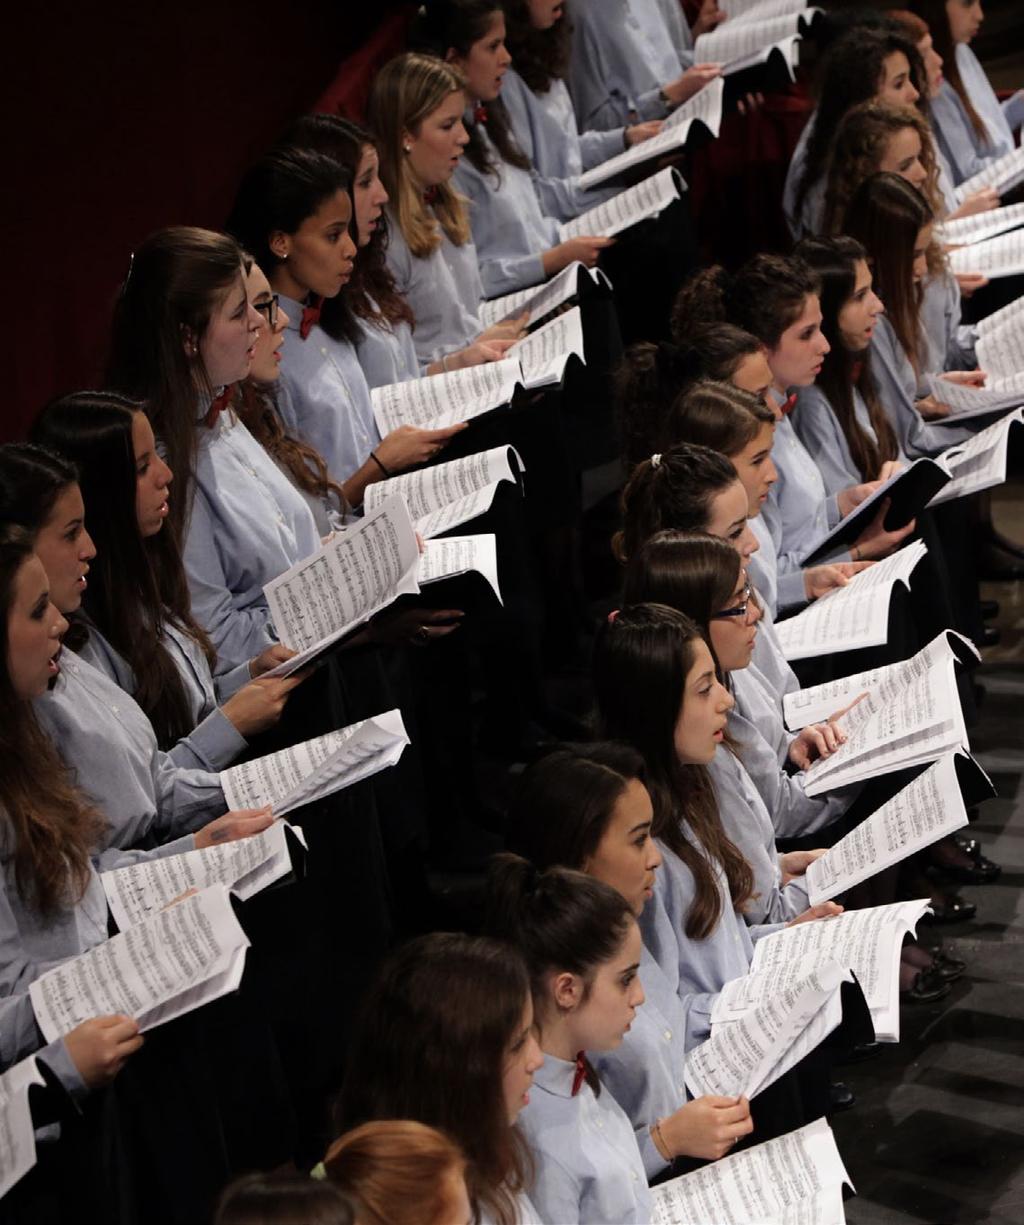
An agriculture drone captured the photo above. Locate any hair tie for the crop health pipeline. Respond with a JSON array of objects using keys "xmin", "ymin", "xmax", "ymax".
[
  {"xmin": 650, "ymin": 453, "xmax": 662, "ymax": 468},
  {"xmin": 607, "ymin": 609, "xmax": 620, "ymax": 623}
]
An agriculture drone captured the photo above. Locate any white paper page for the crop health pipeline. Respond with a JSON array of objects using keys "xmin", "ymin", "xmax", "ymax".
[
  {"xmin": 948, "ymin": 229, "xmax": 1024, "ymax": 278},
  {"xmin": 508, "ymin": 306, "xmax": 585, "ymax": 388},
  {"xmin": 800, "ymin": 460, "xmax": 947, "ymax": 563},
  {"xmin": 976, "ymin": 293, "xmax": 1024, "ymax": 339},
  {"xmin": 220, "ymin": 709, "xmax": 409, "ymax": 817},
  {"xmin": 723, "ymin": 31, "xmax": 802, "ymax": 75},
  {"xmin": 782, "ymin": 630, "xmax": 975, "ymax": 728},
  {"xmin": 975, "ymin": 320, "xmax": 1024, "ymax": 383},
  {"xmin": 955, "ymin": 143, "xmax": 1024, "ymax": 204},
  {"xmin": 415, "ymin": 483, "xmax": 503, "ymax": 540},
  {"xmin": 662, "ymin": 75, "xmax": 725, "ymax": 136},
  {"xmin": 687, "ymin": 962, "xmax": 849, "ymax": 1100},
  {"xmin": 0, "ymin": 1057, "xmax": 45, "ymax": 1201},
  {"xmin": 559, "ymin": 167, "xmax": 684, "ymax": 241},
  {"xmin": 264, "ymin": 497, "xmax": 419, "ymax": 662},
  {"xmin": 930, "ymin": 409, "xmax": 1024, "ymax": 503},
  {"xmin": 695, "ymin": 11, "xmax": 801, "ymax": 63},
  {"xmin": 363, "ymin": 445, "xmax": 519, "ymax": 520},
  {"xmin": 922, "ymin": 374, "xmax": 1024, "ymax": 420},
  {"xmin": 418, "ymin": 535, "xmax": 502, "ymax": 604},
  {"xmin": 650, "ymin": 1117, "xmax": 852, "ymax": 1225},
  {"xmin": 721, "ymin": 0, "xmax": 813, "ymax": 22},
  {"xmin": 805, "ymin": 755, "xmax": 970, "ymax": 905},
  {"xmin": 802, "ymin": 655, "xmax": 965, "ymax": 796},
  {"xmin": 30, "ymin": 885, "xmax": 250, "ymax": 1043},
  {"xmin": 937, "ymin": 200, "xmax": 1024, "ymax": 246},
  {"xmin": 479, "ymin": 262, "xmax": 600, "ymax": 328},
  {"xmin": 748, "ymin": 899, "xmax": 931, "ymax": 1040},
  {"xmin": 101, "ymin": 820, "xmax": 303, "ymax": 930},
  {"xmin": 370, "ymin": 358, "xmax": 522, "ymax": 434},
  {"xmin": 774, "ymin": 541, "xmax": 926, "ymax": 661}
]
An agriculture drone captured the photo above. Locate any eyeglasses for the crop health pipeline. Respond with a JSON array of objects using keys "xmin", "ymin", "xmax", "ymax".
[
  {"xmin": 711, "ymin": 584, "xmax": 755, "ymax": 622},
  {"xmin": 253, "ymin": 294, "xmax": 280, "ymax": 330}
]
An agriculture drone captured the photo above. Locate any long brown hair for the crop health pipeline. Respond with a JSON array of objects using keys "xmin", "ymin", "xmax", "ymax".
[
  {"xmin": 593, "ymin": 603, "xmax": 754, "ymax": 939},
  {"xmin": 823, "ymin": 99, "xmax": 943, "ymax": 234},
  {"xmin": 106, "ymin": 226, "xmax": 249, "ymax": 539},
  {"xmin": 0, "ymin": 525, "xmax": 105, "ymax": 916},
  {"xmin": 233, "ymin": 380, "xmax": 348, "ymax": 522},
  {"xmin": 904, "ymin": 2, "xmax": 988, "ymax": 141},
  {"xmin": 366, "ymin": 54, "xmax": 473, "ymax": 259},
  {"xmin": 29, "ymin": 393, "xmax": 218, "ymax": 749},
  {"xmin": 666, "ymin": 380, "xmax": 775, "ymax": 458},
  {"xmin": 503, "ymin": 0, "xmax": 572, "ymax": 93},
  {"xmin": 336, "ymin": 933, "xmax": 532, "ymax": 1225},
  {"xmin": 842, "ymin": 171, "xmax": 933, "ymax": 372},
  {"xmin": 324, "ymin": 1121, "xmax": 466, "ymax": 1225},
  {"xmin": 795, "ymin": 235, "xmax": 901, "ymax": 479}
]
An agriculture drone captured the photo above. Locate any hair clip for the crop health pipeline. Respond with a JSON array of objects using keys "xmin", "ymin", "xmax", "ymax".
[
  {"xmin": 607, "ymin": 609, "xmax": 620, "ymax": 623},
  {"xmin": 650, "ymin": 453, "xmax": 662, "ymax": 468},
  {"xmin": 119, "ymin": 250, "xmax": 136, "ymax": 298}
]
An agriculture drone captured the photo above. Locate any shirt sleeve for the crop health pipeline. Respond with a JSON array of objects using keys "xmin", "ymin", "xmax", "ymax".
[{"xmin": 166, "ymin": 708, "xmax": 246, "ymax": 773}]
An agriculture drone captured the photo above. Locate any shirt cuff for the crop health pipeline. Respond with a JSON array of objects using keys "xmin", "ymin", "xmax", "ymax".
[
  {"xmin": 214, "ymin": 661, "xmax": 252, "ymax": 703},
  {"xmin": 38, "ymin": 1038, "xmax": 89, "ymax": 1105},
  {"xmin": 176, "ymin": 709, "xmax": 247, "ymax": 772},
  {"xmin": 777, "ymin": 569, "xmax": 809, "ymax": 612}
]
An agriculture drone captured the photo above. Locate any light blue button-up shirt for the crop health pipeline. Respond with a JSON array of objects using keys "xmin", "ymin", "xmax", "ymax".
[
  {"xmin": 766, "ymin": 412, "xmax": 849, "ymax": 572},
  {"xmin": 956, "ymin": 43, "xmax": 1014, "ymax": 159},
  {"xmin": 791, "ymin": 383, "xmax": 909, "ymax": 494},
  {"xmin": 384, "ymin": 209, "xmax": 486, "ymax": 366},
  {"xmin": 568, "ymin": 0, "xmax": 688, "ymax": 132},
  {"xmin": 276, "ymin": 293, "xmax": 380, "ymax": 482},
  {"xmin": 354, "ymin": 303, "xmax": 424, "ymax": 390},
  {"xmin": 501, "ymin": 68, "xmax": 623, "ymax": 221},
  {"xmin": 76, "ymin": 621, "xmax": 248, "ymax": 773},
  {"xmin": 518, "ymin": 1052, "xmax": 653, "ymax": 1224},
  {"xmin": 182, "ymin": 409, "xmax": 321, "ymax": 672},
  {"xmin": 453, "ymin": 121, "xmax": 561, "ymax": 296},
  {"xmin": 930, "ymin": 80, "xmax": 998, "ymax": 185}
]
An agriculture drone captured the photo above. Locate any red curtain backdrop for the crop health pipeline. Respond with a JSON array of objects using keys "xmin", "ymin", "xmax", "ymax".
[{"xmin": 6, "ymin": 1, "xmax": 400, "ymax": 442}]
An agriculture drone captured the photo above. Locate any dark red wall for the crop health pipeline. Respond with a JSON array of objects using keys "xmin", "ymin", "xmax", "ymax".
[{"xmin": 7, "ymin": 2, "xmax": 397, "ymax": 441}]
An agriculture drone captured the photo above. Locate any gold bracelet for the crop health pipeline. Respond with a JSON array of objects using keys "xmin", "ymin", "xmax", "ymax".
[{"xmin": 651, "ymin": 1118, "xmax": 672, "ymax": 1162}]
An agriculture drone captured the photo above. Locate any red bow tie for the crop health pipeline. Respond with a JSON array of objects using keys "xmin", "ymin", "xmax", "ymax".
[
  {"xmin": 571, "ymin": 1051, "xmax": 587, "ymax": 1097},
  {"xmin": 780, "ymin": 392, "xmax": 798, "ymax": 416},
  {"xmin": 473, "ymin": 102, "xmax": 488, "ymax": 124},
  {"xmin": 205, "ymin": 385, "xmax": 234, "ymax": 428},
  {"xmin": 299, "ymin": 295, "xmax": 324, "ymax": 340},
  {"xmin": 423, "ymin": 185, "xmax": 440, "ymax": 206}
]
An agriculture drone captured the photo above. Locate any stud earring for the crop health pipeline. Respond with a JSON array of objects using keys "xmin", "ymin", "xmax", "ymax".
[{"xmin": 404, "ymin": 144, "xmax": 412, "ymax": 154}]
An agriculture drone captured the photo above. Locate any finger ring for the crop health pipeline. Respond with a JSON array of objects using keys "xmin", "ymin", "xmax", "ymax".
[{"xmin": 414, "ymin": 625, "xmax": 430, "ymax": 644}]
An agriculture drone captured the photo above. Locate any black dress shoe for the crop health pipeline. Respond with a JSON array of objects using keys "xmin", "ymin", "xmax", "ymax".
[
  {"xmin": 977, "ymin": 546, "xmax": 1024, "ymax": 581},
  {"xmin": 921, "ymin": 894, "xmax": 977, "ymax": 924},
  {"xmin": 930, "ymin": 952, "xmax": 967, "ymax": 983},
  {"xmin": 835, "ymin": 1040, "xmax": 882, "ymax": 1065},
  {"xmin": 827, "ymin": 1082, "xmax": 856, "ymax": 1113},
  {"xmin": 940, "ymin": 854, "xmax": 1002, "ymax": 885},
  {"xmin": 979, "ymin": 599, "xmax": 1000, "ymax": 621},
  {"xmin": 901, "ymin": 967, "xmax": 952, "ymax": 1004},
  {"xmin": 954, "ymin": 832, "xmax": 981, "ymax": 859},
  {"xmin": 974, "ymin": 626, "xmax": 1001, "ymax": 649}
]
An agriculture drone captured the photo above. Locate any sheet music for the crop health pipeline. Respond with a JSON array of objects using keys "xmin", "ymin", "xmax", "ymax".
[
  {"xmin": 782, "ymin": 630, "xmax": 977, "ymax": 728},
  {"xmin": 577, "ymin": 81, "xmax": 723, "ymax": 189},
  {"xmin": 508, "ymin": 306, "xmax": 585, "ymax": 388},
  {"xmin": 805, "ymin": 755, "xmax": 970, "ymax": 905},
  {"xmin": 687, "ymin": 961, "xmax": 850, "ymax": 1101},
  {"xmin": 774, "ymin": 541, "xmax": 927, "ymax": 661},
  {"xmin": 720, "ymin": 0, "xmax": 816, "ymax": 21},
  {"xmin": 976, "ymin": 292, "xmax": 1024, "ymax": 339},
  {"xmin": 930, "ymin": 408, "xmax": 1024, "ymax": 503},
  {"xmin": 415, "ymin": 484, "xmax": 505, "ymax": 539},
  {"xmin": 30, "ymin": 885, "xmax": 251, "ymax": 1043},
  {"xmin": 747, "ymin": 899, "xmax": 931, "ymax": 1041},
  {"xmin": 650, "ymin": 1117, "xmax": 852, "ymax": 1225},
  {"xmin": 559, "ymin": 167, "xmax": 685, "ymax": 241},
  {"xmin": 370, "ymin": 358, "xmax": 522, "ymax": 434},
  {"xmin": 479, "ymin": 262, "xmax": 605, "ymax": 328},
  {"xmin": 802, "ymin": 655, "xmax": 967, "ymax": 796},
  {"xmin": 955, "ymin": 143, "xmax": 1024, "ymax": 204},
  {"xmin": 264, "ymin": 497, "xmax": 419, "ymax": 667},
  {"xmin": 0, "ymin": 1057, "xmax": 45, "ymax": 1201},
  {"xmin": 363, "ymin": 445, "xmax": 519, "ymax": 522},
  {"xmin": 418, "ymin": 535, "xmax": 502, "ymax": 604},
  {"xmin": 220, "ymin": 709, "xmax": 409, "ymax": 817},
  {"xmin": 937, "ymin": 200, "xmax": 1024, "ymax": 247},
  {"xmin": 101, "ymin": 820, "xmax": 305, "ymax": 930},
  {"xmin": 947, "ymin": 228, "xmax": 1024, "ymax": 279},
  {"xmin": 975, "ymin": 317, "xmax": 1024, "ymax": 382},
  {"xmin": 923, "ymin": 373, "xmax": 1024, "ymax": 420}
]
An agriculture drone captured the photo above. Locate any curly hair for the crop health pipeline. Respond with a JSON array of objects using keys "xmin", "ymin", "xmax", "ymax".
[
  {"xmin": 503, "ymin": 0, "xmax": 572, "ymax": 93},
  {"xmin": 824, "ymin": 99, "xmax": 943, "ymax": 235}
]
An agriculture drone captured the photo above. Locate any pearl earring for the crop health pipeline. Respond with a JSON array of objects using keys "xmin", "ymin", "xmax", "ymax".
[{"xmin": 404, "ymin": 144, "xmax": 412, "ymax": 154}]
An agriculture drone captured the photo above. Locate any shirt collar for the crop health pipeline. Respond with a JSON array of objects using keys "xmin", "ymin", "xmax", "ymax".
[{"xmin": 531, "ymin": 1052, "xmax": 581, "ymax": 1099}]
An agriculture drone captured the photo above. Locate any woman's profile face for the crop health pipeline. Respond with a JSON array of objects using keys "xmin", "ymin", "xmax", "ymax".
[
  {"xmin": 878, "ymin": 127, "xmax": 928, "ymax": 192},
  {"xmin": 198, "ymin": 271, "xmax": 262, "ymax": 387},
  {"xmin": 405, "ymin": 91, "xmax": 470, "ymax": 189},
  {"xmin": 877, "ymin": 52, "xmax": 920, "ymax": 109},
  {"xmin": 672, "ymin": 637, "xmax": 734, "ymax": 765},
  {"xmin": 6, "ymin": 553, "xmax": 68, "ymax": 700}
]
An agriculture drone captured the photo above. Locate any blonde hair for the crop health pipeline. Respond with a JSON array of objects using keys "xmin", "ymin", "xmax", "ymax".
[
  {"xmin": 324, "ymin": 1120, "xmax": 467, "ymax": 1225},
  {"xmin": 824, "ymin": 99, "xmax": 944, "ymax": 246},
  {"xmin": 366, "ymin": 53, "xmax": 472, "ymax": 259}
]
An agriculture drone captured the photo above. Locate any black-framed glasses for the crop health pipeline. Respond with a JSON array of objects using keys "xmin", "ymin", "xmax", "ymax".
[
  {"xmin": 711, "ymin": 584, "xmax": 754, "ymax": 622},
  {"xmin": 253, "ymin": 293, "xmax": 279, "ymax": 329}
]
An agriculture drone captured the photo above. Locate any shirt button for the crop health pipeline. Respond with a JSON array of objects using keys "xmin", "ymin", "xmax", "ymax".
[
  {"xmin": 111, "ymin": 705, "xmax": 119, "ymax": 714},
  {"xmin": 663, "ymin": 1030, "xmax": 672, "ymax": 1041}
]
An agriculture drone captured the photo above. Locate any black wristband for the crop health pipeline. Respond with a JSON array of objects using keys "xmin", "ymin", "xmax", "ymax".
[{"xmin": 370, "ymin": 451, "xmax": 391, "ymax": 479}]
